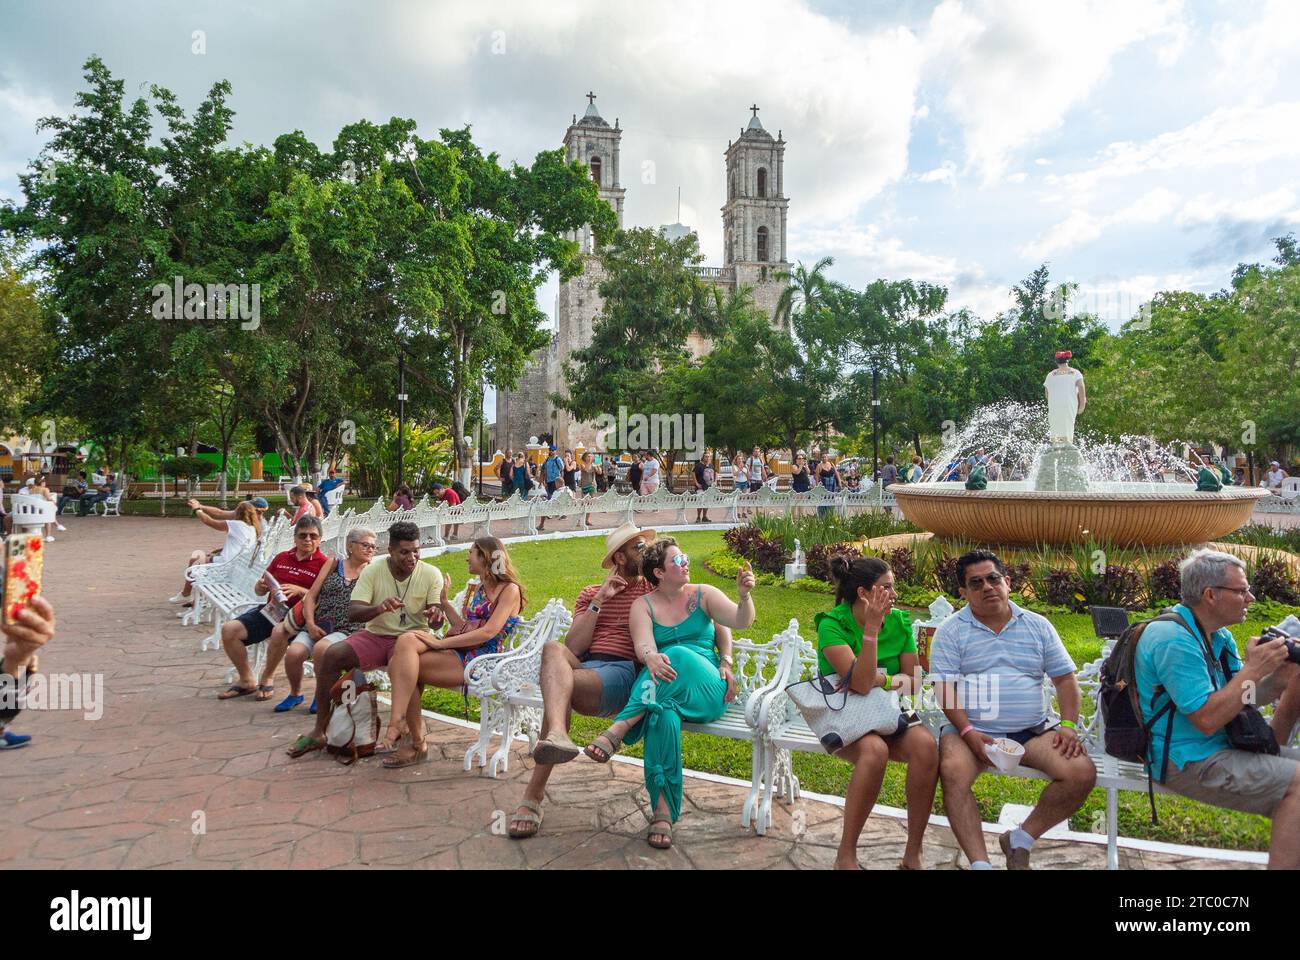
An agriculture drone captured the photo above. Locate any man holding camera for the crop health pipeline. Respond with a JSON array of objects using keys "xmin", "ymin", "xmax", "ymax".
[{"xmin": 1135, "ymin": 548, "xmax": 1300, "ymax": 868}]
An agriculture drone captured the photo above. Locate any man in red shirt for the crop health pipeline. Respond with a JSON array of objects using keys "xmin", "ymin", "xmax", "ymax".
[
  {"xmin": 505, "ymin": 522, "xmax": 732, "ymax": 839},
  {"xmin": 217, "ymin": 517, "xmax": 329, "ymax": 701},
  {"xmin": 431, "ymin": 481, "xmax": 462, "ymax": 540}
]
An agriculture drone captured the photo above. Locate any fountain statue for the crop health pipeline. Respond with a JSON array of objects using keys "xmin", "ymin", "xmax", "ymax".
[
  {"xmin": 1036, "ymin": 350, "xmax": 1089, "ymax": 492},
  {"xmin": 889, "ymin": 354, "xmax": 1269, "ymax": 546}
]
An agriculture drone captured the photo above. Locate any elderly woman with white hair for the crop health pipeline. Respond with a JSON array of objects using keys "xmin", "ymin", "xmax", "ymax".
[
  {"xmin": 261, "ymin": 525, "xmax": 378, "ymax": 714},
  {"xmin": 1132, "ymin": 547, "xmax": 1300, "ymax": 868}
]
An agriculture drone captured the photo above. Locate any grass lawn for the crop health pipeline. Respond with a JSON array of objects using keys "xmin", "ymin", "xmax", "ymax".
[{"xmin": 421, "ymin": 529, "xmax": 1286, "ymax": 852}]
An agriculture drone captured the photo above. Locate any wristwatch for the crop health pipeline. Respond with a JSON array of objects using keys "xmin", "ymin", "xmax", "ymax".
[{"xmin": 587, "ymin": 602, "xmax": 602, "ymax": 615}]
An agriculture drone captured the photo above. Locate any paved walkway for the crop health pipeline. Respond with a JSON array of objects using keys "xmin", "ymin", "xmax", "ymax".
[{"xmin": 0, "ymin": 514, "xmax": 1269, "ymax": 869}]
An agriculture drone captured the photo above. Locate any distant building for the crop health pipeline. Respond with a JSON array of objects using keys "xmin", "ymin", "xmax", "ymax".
[{"xmin": 496, "ymin": 96, "xmax": 790, "ymax": 450}]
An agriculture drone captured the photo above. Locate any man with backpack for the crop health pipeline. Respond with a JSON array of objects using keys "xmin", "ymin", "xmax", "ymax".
[{"xmin": 1129, "ymin": 548, "xmax": 1300, "ymax": 868}]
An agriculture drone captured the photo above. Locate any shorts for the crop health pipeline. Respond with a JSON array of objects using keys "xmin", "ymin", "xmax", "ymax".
[
  {"xmin": 1161, "ymin": 746, "xmax": 1300, "ymax": 817},
  {"xmin": 748, "ymin": 480, "xmax": 763, "ymax": 492},
  {"xmin": 939, "ymin": 720, "xmax": 1059, "ymax": 746},
  {"xmin": 234, "ymin": 607, "xmax": 276, "ymax": 646},
  {"xmin": 581, "ymin": 484, "xmax": 596, "ymax": 495},
  {"xmin": 288, "ymin": 629, "xmax": 349, "ymax": 652},
  {"xmin": 579, "ymin": 656, "xmax": 637, "ymax": 718},
  {"xmin": 343, "ymin": 629, "xmax": 409, "ymax": 671}
]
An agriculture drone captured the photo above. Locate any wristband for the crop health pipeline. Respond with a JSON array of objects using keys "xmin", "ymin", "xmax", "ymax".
[
  {"xmin": 1058, "ymin": 719, "xmax": 1077, "ymax": 730},
  {"xmin": 881, "ymin": 671, "xmax": 891, "ymax": 689},
  {"xmin": 959, "ymin": 724, "xmax": 974, "ymax": 738}
]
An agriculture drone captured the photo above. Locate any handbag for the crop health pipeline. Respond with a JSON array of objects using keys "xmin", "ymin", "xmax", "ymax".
[
  {"xmin": 325, "ymin": 668, "xmax": 380, "ymax": 765},
  {"xmin": 785, "ymin": 664, "xmax": 910, "ymax": 753}
]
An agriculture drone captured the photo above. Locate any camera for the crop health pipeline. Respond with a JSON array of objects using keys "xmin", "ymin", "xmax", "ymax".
[{"xmin": 1261, "ymin": 627, "xmax": 1300, "ymax": 664}]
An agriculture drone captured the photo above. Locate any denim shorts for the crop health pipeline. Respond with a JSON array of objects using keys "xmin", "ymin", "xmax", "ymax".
[{"xmin": 579, "ymin": 656, "xmax": 637, "ymax": 717}]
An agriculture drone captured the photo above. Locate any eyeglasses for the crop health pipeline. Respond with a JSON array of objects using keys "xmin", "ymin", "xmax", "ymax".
[
  {"xmin": 1213, "ymin": 584, "xmax": 1254, "ymax": 597},
  {"xmin": 964, "ymin": 573, "xmax": 1005, "ymax": 589},
  {"xmin": 670, "ymin": 553, "xmax": 690, "ymax": 568}
]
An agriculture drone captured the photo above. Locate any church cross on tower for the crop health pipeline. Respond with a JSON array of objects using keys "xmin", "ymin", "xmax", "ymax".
[
  {"xmin": 587, "ymin": 91, "xmax": 597, "ymax": 106},
  {"xmin": 750, "ymin": 103, "xmax": 759, "ymax": 118}
]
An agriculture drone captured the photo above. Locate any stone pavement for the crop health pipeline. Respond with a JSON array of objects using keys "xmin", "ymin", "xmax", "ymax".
[{"xmin": 0, "ymin": 513, "xmax": 1267, "ymax": 869}]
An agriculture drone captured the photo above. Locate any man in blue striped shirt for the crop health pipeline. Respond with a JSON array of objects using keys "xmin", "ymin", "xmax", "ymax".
[{"xmin": 930, "ymin": 550, "xmax": 1095, "ymax": 869}]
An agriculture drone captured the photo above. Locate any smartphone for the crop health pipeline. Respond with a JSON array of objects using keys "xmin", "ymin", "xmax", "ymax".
[{"xmin": 4, "ymin": 532, "xmax": 45, "ymax": 624}]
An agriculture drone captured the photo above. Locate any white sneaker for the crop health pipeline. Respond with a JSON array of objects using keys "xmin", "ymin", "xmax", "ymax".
[
  {"xmin": 56, "ymin": 523, "xmax": 67, "ymax": 532},
  {"xmin": 44, "ymin": 536, "xmax": 54, "ymax": 543},
  {"xmin": 176, "ymin": 607, "xmax": 193, "ymax": 618},
  {"xmin": 167, "ymin": 593, "xmax": 188, "ymax": 604}
]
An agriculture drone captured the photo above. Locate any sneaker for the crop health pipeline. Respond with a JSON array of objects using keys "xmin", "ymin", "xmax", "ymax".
[
  {"xmin": 176, "ymin": 607, "xmax": 193, "ymax": 618},
  {"xmin": 56, "ymin": 523, "xmax": 67, "ymax": 532},
  {"xmin": 273, "ymin": 694, "xmax": 305, "ymax": 713},
  {"xmin": 167, "ymin": 593, "xmax": 188, "ymax": 604},
  {"xmin": 44, "ymin": 536, "xmax": 54, "ymax": 543},
  {"xmin": 0, "ymin": 731, "xmax": 32, "ymax": 750},
  {"xmin": 998, "ymin": 831, "xmax": 1031, "ymax": 870},
  {"xmin": 309, "ymin": 697, "xmax": 317, "ymax": 714}
]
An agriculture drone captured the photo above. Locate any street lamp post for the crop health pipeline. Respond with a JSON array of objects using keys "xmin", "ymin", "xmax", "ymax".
[
  {"xmin": 871, "ymin": 364, "xmax": 880, "ymax": 484},
  {"xmin": 397, "ymin": 351, "xmax": 407, "ymax": 489}
]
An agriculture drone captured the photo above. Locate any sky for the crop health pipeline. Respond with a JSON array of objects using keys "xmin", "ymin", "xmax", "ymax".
[{"xmin": 2, "ymin": 0, "xmax": 1298, "ymax": 363}]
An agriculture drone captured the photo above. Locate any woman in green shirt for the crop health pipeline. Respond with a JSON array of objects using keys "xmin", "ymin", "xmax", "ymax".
[{"xmin": 815, "ymin": 554, "xmax": 938, "ymax": 870}]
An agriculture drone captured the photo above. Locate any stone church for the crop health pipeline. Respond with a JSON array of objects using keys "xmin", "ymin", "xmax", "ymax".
[{"xmin": 495, "ymin": 95, "xmax": 791, "ymax": 451}]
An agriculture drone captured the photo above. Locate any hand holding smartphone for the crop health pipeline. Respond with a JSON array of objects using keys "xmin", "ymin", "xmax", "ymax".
[{"xmin": 3, "ymin": 533, "xmax": 44, "ymax": 625}]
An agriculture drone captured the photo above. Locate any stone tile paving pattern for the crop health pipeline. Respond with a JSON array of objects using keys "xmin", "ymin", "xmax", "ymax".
[{"xmin": 0, "ymin": 513, "xmax": 1271, "ymax": 869}]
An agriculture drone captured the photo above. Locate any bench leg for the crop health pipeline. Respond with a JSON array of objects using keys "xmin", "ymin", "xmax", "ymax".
[
  {"xmin": 465, "ymin": 696, "xmax": 501, "ymax": 773},
  {"xmin": 742, "ymin": 739, "xmax": 763, "ymax": 830},
  {"xmin": 1107, "ymin": 787, "xmax": 1119, "ymax": 870},
  {"xmin": 490, "ymin": 701, "xmax": 533, "ymax": 778},
  {"xmin": 758, "ymin": 741, "xmax": 778, "ymax": 836}
]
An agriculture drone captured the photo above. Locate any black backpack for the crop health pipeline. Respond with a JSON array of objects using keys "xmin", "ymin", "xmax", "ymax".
[{"xmin": 1098, "ymin": 612, "xmax": 1183, "ymax": 822}]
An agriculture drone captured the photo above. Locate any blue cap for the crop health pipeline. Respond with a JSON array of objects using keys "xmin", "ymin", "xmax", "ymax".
[{"xmin": 251, "ymin": 497, "xmax": 269, "ymax": 509}]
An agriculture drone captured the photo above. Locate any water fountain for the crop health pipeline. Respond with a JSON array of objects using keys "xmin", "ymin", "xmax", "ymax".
[{"xmin": 891, "ymin": 356, "xmax": 1268, "ymax": 546}]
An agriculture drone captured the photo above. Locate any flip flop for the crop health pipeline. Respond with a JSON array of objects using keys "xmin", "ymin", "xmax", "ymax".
[
  {"xmin": 287, "ymin": 734, "xmax": 324, "ymax": 758},
  {"xmin": 274, "ymin": 694, "xmax": 305, "ymax": 713},
  {"xmin": 218, "ymin": 684, "xmax": 257, "ymax": 700},
  {"xmin": 0, "ymin": 731, "xmax": 32, "ymax": 750},
  {"xmin": 508, "ymin": 799, "xmax": 544, "ymax": 839},
  {"xmin": 254, "ymin": 685, "xmax": 276, "ymax": 702}
]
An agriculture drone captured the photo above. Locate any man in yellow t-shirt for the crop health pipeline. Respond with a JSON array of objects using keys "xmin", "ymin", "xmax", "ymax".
[{"xmin": 287, "ymin": 521, "xmax": 445, "ymax": 758}]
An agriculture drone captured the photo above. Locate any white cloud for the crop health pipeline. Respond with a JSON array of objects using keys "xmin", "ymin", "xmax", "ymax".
[
  {"xmin": 1069, "ymin": 270, "xmax": 1210, "ymax": 326},
  {"xmin": 0, "ymin": 82, "xmax": 68, "ymax": 194},
  {"xmin": 1212, "ymin": 0, "xmax": 1300, "ymax": 96},
  {"xmin": 1175, "ymin": 187, "xmax": 1300, "ymax": 228},
  {"xmin": 1020, "ymin": 186, "xmax": 1181, "ymax": 259},
  {"xmin": 384, "ymin": 0, "xmax": 928, "ymax": 229},
  {"xmin": 916, "ymin": 161, "xmax": 956, "ymax": 184},
  {"xmin": 922, "ymin": 0, "xmax": 1187, "ymax": 182},
  {"xmin": 1048, "ymin": 101, "xmax": 1300, "ymax": 194}
]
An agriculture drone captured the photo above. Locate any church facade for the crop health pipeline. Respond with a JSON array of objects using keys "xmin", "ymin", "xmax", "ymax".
[{"xmin": 495, "ymin": 96, "xmax": 791, "ymax": 452}]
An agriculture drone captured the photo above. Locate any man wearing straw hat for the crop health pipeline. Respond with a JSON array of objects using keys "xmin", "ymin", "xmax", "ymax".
[{"xmin": 507, "ymin": 523, "xmax": 656, "ymax": 839}]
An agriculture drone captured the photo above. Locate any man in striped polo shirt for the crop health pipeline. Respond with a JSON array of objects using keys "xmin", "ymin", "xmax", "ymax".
[{"xmin": 931, "ymin": 549, "xmax": 1095, "ymax": 870}]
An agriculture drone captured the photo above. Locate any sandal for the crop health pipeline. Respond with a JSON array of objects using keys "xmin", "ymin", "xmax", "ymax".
[
  {"xmin": 287, "ymin": 734, "xmax": 324, "ymax": 758},
  {"xmin": 376, "ymin": 720, "xmax": 408, "ymax": 755},
  {"xmin": 647, "ymin": 818, "xmax": 673, "ymax": 850},
  {"xmin": 533, "ymin": 730, "xmax": 580, "ymax": 766},
  {"xmin": 583, "ymin": 731, "xmax": 623, "ymax": 764},
  {"xmin": 508, "ymin": 799, "xmax": 544, "ymax": 839},
  {"xmin": 218, "ymin": 684, "xmax": 257, "ymax": 700},
  {"xmin": 254, "ymin": 684, "xmax": 275, "ymax": 702},
  {"xmin": 381, "ymin": 739, "xmax": 428, "ymax": 768}
]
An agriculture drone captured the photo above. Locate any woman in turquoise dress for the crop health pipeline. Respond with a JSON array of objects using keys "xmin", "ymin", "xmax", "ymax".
[{"xmin": 583, "ymin": 537, "xmax": 757, "ymax": 849}]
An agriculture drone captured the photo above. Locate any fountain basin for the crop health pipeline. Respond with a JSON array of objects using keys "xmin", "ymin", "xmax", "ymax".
[{"xmin": 892, "ymin": 482, "xmax": 1270, "ymax": 547}]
